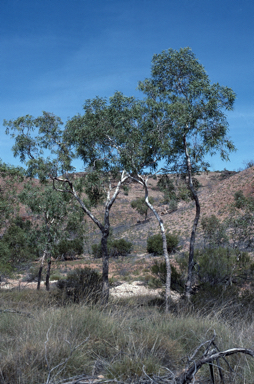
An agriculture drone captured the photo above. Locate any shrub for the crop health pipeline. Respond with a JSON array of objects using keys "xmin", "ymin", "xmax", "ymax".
[
  {"xmin": 110, "ymin": 239, "xmax": 133, "ymax": 257},
  {"xmin": 92, "ymin": 238, "xmax": 132, "ymax": 258},
  {"xmin": 157, "ymin": 175, "xmax": 176, "ymax": 203},
  {"xmin": 56, "ymin": 267, "xmax": 102, "ymax": 304},
  {"xmin": 54, "ymin": 238, "xmax": 84, "ymax": 260},
  {"xmin": 168, "ymin": 198, "xmax": 178, "ymax": 212},
  {"xmin": 0, "ymin": 217, "xmax": 38, "ymax": 274},
  {"xmin": 147, "ymin": 233, "xmax": 179, "ymax": 255},
  {"xmin": 201, "ymin": 215, "xmax": 228, "ymax": 248},
  {"xmin": 131, "ymin": 197, "xmax": 154, "ymax": 220},
  {"xmin": 195, "ymin": 247, "xmax": 252, "ymax": 286},
  {"xmin": 122, "ymin": 185, "xmax": 129, "ymax": 195},
  {"xmin": 151, "ymin": 261, "xmax": 184, "ymax": 292},
  {"xmin": 234, "ymin": 190, "xmax": 246, "ymax": 209},
  {"xmin": 50, "ymin": 272, "xmax": 62, "ymax": 281}
]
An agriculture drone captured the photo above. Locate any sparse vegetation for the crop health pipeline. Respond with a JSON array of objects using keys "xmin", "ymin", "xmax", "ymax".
[{"xmin": 2, "ymin": 46, "xmax": 254, "ymax": 382}]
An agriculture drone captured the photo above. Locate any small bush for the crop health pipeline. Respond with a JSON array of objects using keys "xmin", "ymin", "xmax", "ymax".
[
  {"xmin": 234, "ymin": 190, "xmax": 246, "ymax": 209},
  {"xmin": 168, "ymin": 198, "xmax": 178, "ymax": 212},
  {"xmin": 195, "ymin": 247, "xmax": 252, "ymax": 286},
  {"xmin": 110, "ymin": 239, "xmax": 133, "ymax": 257},
  {"xmin": 201, "ymin": 215, "xmax": 228, "ymax": 248},
  {"xmin": 131, "ymin": 197, "xmax": 154, "ymax": 220},
  {"xmin": 147, "ymin": 233, "xmax": 179, "ymax": 255},
  {"xmin": 92, "ymin": 238, "xmax": 132, "ymax": 258},
  {"xmin": 54, "ymin": 238, "xmax": 84, "ymax": 260},
  {"xmin": 122, "ymin": 185, "xmax": 129, "ymax": 195},
  {"xmin": 56, "ymin": 267, "xmax": 102, "ymax": 304},
  {"xmin": 151, "ymin": 261, "xmax": 184, "ymax": 292},
  {"xmin": 50, "ymin": 272, "xmax": 62, "ymax": 281}
]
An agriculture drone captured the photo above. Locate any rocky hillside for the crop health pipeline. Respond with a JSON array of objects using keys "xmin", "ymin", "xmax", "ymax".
[
  {"xmin": 1, "ymin": 167, "xmax": 254, "ymax": 255},
  {"xmin": 83, "ymin": 167, "xmax": 254, "ymax": 254}
]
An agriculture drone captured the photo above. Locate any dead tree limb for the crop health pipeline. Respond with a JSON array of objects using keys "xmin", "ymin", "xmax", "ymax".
[
  {"xmin": 0, "ymin": 308, "xmax": 34, "ymax": 318},
  {"xmin": 176, "ymin": 346, "xmax": 254, "ymax": 384}
]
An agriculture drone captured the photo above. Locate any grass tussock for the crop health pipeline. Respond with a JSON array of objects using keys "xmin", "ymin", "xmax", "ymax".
[{"xmin": 0, "ymin": 289, "xmax": 254, "ymax": 383}]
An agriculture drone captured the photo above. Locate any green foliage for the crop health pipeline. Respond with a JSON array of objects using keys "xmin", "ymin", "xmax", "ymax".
[
  {"xmin": 84, "ymin": 172, "xmax": 106, "ymax": 206},
  {"xmin": 157, "ymin": 174, "xmax": 178, "ymax": 207},
  {"xmin": 0, "ymin": 161, "xmax": 24, "ymax": 231},
  {"xmin": 56, "ymin": 267, "xmax": 102, "ymax": 304},
  {"xmin": 201, "ymin": 215, "xmax": 228, "ymax": 248},
  {"xmin": 157, "ymin": 174, "xmax": 200, "ymax": 208},
  {"xmin": 167, "ymin": 199, "xmax": 177, "ymax": 212},
  {"xmin": 177, "ymin": 181, "xmax": 191, "ymax": 202},
  {"xmin": 147, "ymin": 233, "xmax": 179, "ymax": 255},
  {"xmin": 138, "ymin": 47, "xmax": 236, "ymax": 184},
  {"xmin": 18, "ymin": 181, "xmax": 85, "ymax": 262},
  {"xmin": 131, "ymin": 196, "xmax": 154, "ymax": 220},
  {"xmin": 122, "ymin": 185, "xmax": 129, "ymax": 196},
  {"xmin": 54, "ymin": 237, "xmax": 84, "ymax": 260},
  {"xmin": 110, "ymin": 238, "xmax": 133, "ymax": 257},
  {"xmin": 151, "ymin": 261, "xmax": 184, "ymax": 292},
  {"xmin": 92, "ymin": 238, "xmax": 132, "ymax": 258},
  {"xmin": 0, "ymin": 217, "xmax": 38, "ymax": 274},
  {"xmin": 157, "ymin": 175, "xmax": 176, "ymax": 195},
  {"xmin": 234, "ymin": 190, "xmax": 246, "ymax": 209},
  {"xmin": 195, "ymin": 247, "xmax": 252, "ymax": 286},
  {"xmin": 227, "ymin": 192, "xmax": 254, "ymax": 250}
]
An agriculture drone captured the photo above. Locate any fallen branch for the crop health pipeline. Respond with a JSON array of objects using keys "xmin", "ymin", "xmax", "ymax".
[
  {"xmin": 176, "ymin": 343, "xmax": 254, "ymax": 384},
  {"xmin": 0, "ymin": 308, "xmax": 34, "ymax": 318}
]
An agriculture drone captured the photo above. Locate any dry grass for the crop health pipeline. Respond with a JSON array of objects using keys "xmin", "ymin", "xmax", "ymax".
[{"xmin": 0, "ymin": 289, "xmax": 254, "ymax": 383}]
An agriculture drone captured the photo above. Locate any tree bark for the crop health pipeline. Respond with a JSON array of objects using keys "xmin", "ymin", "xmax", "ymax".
[
  {"xmin": 101, "ymin": 231, "xmax": 109, "ymax": 304},
  {"xmin": 45, "ymin": 258, "xmax": 51, "ymax": 291},
  {"xmin": 136, "ymin": 175, "xmax": 171, "ymax": 313},
  {"xmin": 37, "ymin": 250, "xmax": 46, "ymax": 290},
  {"xmin": 183, "ymin": 136, "xmax": 201, "ymax": 301},
  {"xmin": 37, "ymin": 266, "xmax": 43, "ymax": 290},
  {"xmin": 53, "ymin": 171, "xmax": 129, "ymax": 305}
]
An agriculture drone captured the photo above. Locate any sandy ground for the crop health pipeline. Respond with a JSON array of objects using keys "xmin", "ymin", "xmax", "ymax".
[{"xmin": 0, "ymin": 278, "xmax": 181, "ymax": 302}]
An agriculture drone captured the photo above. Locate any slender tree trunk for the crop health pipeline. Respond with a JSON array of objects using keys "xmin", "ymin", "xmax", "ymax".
[
  {"xmin": 37, "ymin": 250, "xmax": 46, "ymax": 290},
  {"xmin": 101, "ymin": 231, "xmax": 110, "ymax": 304},
  {"xmin": 183, "ymin": 136, "xmax": 201, "ymax": 301},
  {"xmin": 45, "ymin": 258, "xmax": 51, "ymax": 291},
  {"xmin": 161, "ymin": 230, "xmax": 171, "ymax": 313},
  {"xmin": 53, "ymin": 170, "xmax": 129, "ymax": 305},
  {"xmin": 138, "ymin": 175, "xmax": 171, "ymax": 313},
  {"xmin": 37, "ymin": 266, "xmax": 43, "ymax": 290}
]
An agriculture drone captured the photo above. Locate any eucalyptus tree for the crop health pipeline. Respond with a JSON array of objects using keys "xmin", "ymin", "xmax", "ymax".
[
  {"xmin": 0, "ymin": 162, "xmax": 27, "ymax": 274},
  {"xmin": 138, "ymin": 47, "xmax": 236, "ymax": 299},
  {"xmin": 95, "ymin": 91, "xmax": 174, "ymax": 312},
  {"xmin": 0, "ymin": 160, "xmax": 24, "ymax": 230},
  {"xmin": 18, "ymin": 181, "xmax": 84, "ymax": 290},
  {"xmin": 5, "ymin": 110, "xmax": 128, "ymax": 303}
]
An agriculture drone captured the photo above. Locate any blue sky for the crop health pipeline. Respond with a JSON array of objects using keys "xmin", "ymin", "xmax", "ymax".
[{"xmin": 1, "ymin": 0, "xmax": 253, "ymax": 171}]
